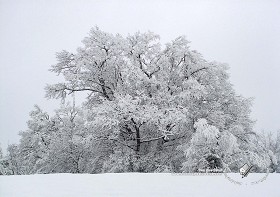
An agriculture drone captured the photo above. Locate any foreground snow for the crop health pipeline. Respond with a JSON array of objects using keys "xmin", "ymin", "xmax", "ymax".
[{"xmin": 0, "ymin": 173, "xmax": 279, "ymax": 197}]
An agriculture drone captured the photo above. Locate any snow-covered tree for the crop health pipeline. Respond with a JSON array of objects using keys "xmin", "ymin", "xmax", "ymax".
[
  {"xmin": 258, "ymin": 131, "xmax": 279, "ymax": 172},
  {"xmin": 0, "ymin": 145, "xmax": 2, "ymax": 159},
  {"xmin": 5, "ymin": 144, "xmax": 21, "ymax": 174},
  {"xmin": 44, "ymin": 103, "xmax": 88, "ymax": 173},
  {"xmin": 14, "ymin": 105, "xmax": 56, "ymax": 174},
  {"xmin": 0, "ymin": 145, "xmax": 5, "ymax": 175},
  {"xmin": 181, "ymin": 119, "xmax": 274, "ymax": 172},
  {"xmin": 44, "ymin": 27, "xmax": 269, "ymax": 172},
  {"xmin": 4, "ymin": 27, "xmax": 274, "ymax": 174}
]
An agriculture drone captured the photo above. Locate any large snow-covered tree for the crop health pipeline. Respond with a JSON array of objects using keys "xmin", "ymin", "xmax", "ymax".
[
  {"xmin": 43, "ymin": 27, "xmax": 272, "ymax": 172},
  {"xmin": 3, "ymin": 27, "xmax": 274, "ymax": 174}
]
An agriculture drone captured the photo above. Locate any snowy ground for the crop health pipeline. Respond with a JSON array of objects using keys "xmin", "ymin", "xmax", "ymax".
[{"xmin": 0, "ymin": 173, "xmax": 279, "ymax": 197}]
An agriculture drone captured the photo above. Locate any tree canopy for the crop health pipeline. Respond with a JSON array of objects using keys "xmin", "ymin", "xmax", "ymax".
[{"xmin": 1, "ymin": 27, "xmax": 278, "ymax": 174}]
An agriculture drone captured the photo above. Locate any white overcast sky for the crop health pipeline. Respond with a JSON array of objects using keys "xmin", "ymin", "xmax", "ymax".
[{"xmin": 0, "ymin": 0, "xmax": 279, "ymax": 151}]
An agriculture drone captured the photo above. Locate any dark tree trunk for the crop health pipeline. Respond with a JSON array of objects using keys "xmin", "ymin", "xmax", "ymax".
[{"xmin": 135, "ymin": 126, "xmax": 141, "ymax": 152}]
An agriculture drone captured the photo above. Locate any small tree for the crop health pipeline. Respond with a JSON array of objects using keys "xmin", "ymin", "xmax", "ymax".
[{"xmin": 259, "ymin": 131, "xmax": 279, "ymax": 172}]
